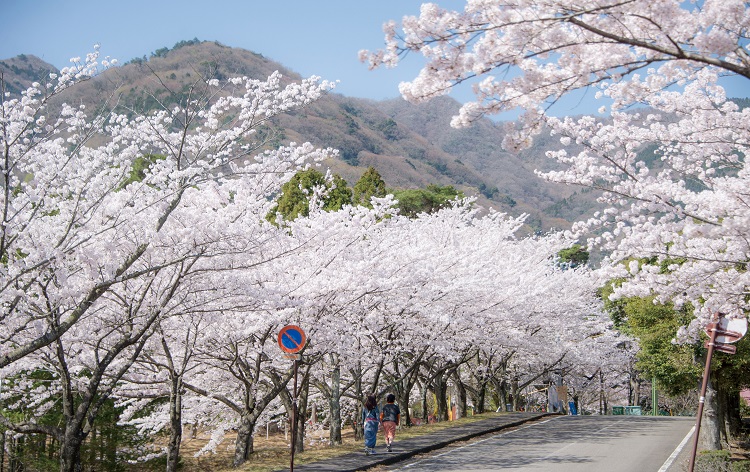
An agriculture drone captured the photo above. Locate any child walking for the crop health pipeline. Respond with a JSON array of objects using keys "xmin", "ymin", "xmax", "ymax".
[
  {"xmin": 380, "ymin": 393, "xmax": 401, "ymax": 452},
  {"xmin": 362, "ymin": 394, "xmax": 380, "ymax": 455}
]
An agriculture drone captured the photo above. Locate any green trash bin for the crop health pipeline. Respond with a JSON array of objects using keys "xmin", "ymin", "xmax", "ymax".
[
  {"xmin": 624, "ymin": 406, "xmax": 642, "ymax": 415},
  {"xmin": 612, "ymin": 406, "xmax": 624, "ymax": 415}
]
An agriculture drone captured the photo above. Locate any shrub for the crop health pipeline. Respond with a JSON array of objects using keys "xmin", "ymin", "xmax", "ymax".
[{"xmin": 695, "ymin": 450, "xmax": 750, "ymax": 472}]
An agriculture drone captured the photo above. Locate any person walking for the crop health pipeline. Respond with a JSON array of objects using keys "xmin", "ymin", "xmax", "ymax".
[
  {"xmin": 380, "ymin": 393, "xmax": 401, "ymax": 452},
  {"xmin": 362, "ymin": 394, "xmax": 380, "ymax": 455}
]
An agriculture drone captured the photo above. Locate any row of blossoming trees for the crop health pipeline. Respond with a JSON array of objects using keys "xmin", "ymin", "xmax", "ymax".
[
  {"xmin": 0, "ymin": 47, "xmax": 629, "ymax": 471},
  {"xmin": 361, "ymin": 0, "xmax": 750, "ymax": 456}
]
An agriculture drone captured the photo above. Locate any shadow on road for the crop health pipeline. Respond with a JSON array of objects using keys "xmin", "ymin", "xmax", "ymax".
[{"xmin": 391, "ymin": 416, "xmax": 692, "ymax": 471}]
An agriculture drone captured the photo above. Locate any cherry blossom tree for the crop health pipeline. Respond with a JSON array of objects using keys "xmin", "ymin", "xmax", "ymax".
[
  {"xmin": 117, "ymin": 191, "xmax": 610, "ymax": 465},
  {"xmin": 362, "ymin": 0, "xmax": 750, "ymax": 325},
  {"xmin": 292, "ymin": 195, "xmax": 607, "ymax": 422},
  {"xmin": 0, "ymin": 45, "xmax": 335, "ymax": 471},
  {"xmin": 274, "ymin": 198, "xmax": 408, "ymax": 443},
  {"xmin": 1, "ymin": 55, "xmax": 334, "ymax": 367},
  {"xmin": 363, "ymin": 0, "xmax": 749, "ymax": 449},
  {"xmin": 117, "ymin": 311, "xmax": 206, "ymax": 471}
]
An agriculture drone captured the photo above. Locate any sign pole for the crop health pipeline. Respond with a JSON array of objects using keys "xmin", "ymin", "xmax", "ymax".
[
  {"xmin": 688, "ymin": 317, "xmax": 719, "ymax": 472},
  {"xmin": 290, "ymin": 358, "xmax": 298, "ymax": 472},
  {"xmin": 277, "ymin": 325, "xmax": 306, "ymax": 472}
]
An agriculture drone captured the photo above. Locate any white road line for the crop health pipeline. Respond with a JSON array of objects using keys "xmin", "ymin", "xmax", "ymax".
[
  {"xmin": 657, "ymin": 426, "xmax": 694, "ymax": 472},
  {"xmin": 395, "ymin": 417, "xmax": 693, "ymax": 472}
]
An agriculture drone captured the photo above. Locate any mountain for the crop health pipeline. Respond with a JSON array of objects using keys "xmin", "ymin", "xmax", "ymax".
[
  {"xmin": 1, "ymin": 40, "xmax": 601, "ymax": 232},
  {"xmin": 0, "ymin": 54, "xmax": 59, "ymax": 96}
]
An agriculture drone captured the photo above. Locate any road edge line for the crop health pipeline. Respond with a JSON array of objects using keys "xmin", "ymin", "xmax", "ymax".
[{"xmin": 657, "ymin": 425, "xmax": 695, "ymax": 472}]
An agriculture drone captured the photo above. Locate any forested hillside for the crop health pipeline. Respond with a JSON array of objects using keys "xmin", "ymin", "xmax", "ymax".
[
  {"xmin": 0, "ymin": 53, "xmax": 58, "ymax": 95},
  {"xmin": 2, "ymin": 40, "xmax": 602, "ymax": 231}
]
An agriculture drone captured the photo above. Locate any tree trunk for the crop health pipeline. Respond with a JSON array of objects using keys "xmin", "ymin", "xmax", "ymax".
[
  {"xmin": 108, "ymin": 415, "xmax": 118, "ymax": 466},
  {"xmin": 487, "ymin": 377, "xmax": 501, "ymax": 412},
  {"xmin": 714, "ymin": 381, "xmax": 740, "ymax": 447},
  {"xmin": 328, "ymin": 365, "xmax": 342, "ymax": 446},
  {"xmin": 352, "ymin": 363, "xmax": 364, "ymax": 441},
  {"xmin": 511, "ymin": 377, "xmax": 520, "ymax": 412},
  {"xmin": 166, "ymin": 376, "xmax": 183, "ymax": 472},
  {"xmin": 631, "ymin": 377, "xmax": 641, "ymax": 407},
  {"xmin": 58, "ymin": 371, "xmax": 91, "ymax": 472},
  {"xmin": 233, "ymin": 414, "xmax": 254, "ymax": 467},
  {"xmin": 454, "ymin": 375, "xmax": 468, "ymax": 419},
  {"xmin": 725, "ymin": 390, "xmax": 742, "ymax": 440},
  {"xmin": 467, "ymin": 370, "xmax": 489, "ymax": 415},
  {"xmin": 0, "ymin": 430, "xmax": 5, "ymax": 472},
  {"xmin": 434, "ymin": 379, "xmax": 449, "ymax": 422},
  {"xmin": 390, "ymin": 360, "xmax": 418, "ymax": 427},
  {"xmin": 9, "ymin": 436, "xmax": 22, "ymax": 472},
  {"xmin": 295, "ymin": 375, "xmax": 310, "ymax": 454},
  {"xmin": 9, "ymin": 436, "xmax": 23, "ymax": 472},
  {"xmin": 397, "ymin": 388, "xmax": 411, "ymax": 426},
  {"xmin": 88, "ymin": 427, "xmax": 96, "ymax": 465},
  {"xmin": 229, "ymin": 380, "xmax": 292, "ymax": 469},
  {"xmin": 699, "ymin": 375, "xmax": 722, "ymax": 451},
  {"xmin": 475, "ymin": 384, "xmax": 486, "ymax": 414},
  {"xmin": 498, "ymin": 380, "xmax": 508, "ymax": 411},
  {"xmin": 354, "ymin": 408, "xmax": 364, "ymax": 441},
  {"xmin": 59, "ymin": 428, "xmax": 86, "ymax": 472}
]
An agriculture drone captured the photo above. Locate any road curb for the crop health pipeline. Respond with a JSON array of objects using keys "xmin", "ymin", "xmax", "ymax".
[{"xmin": 289, "ymin": 412, "xmax": 557, "ymax": 472}]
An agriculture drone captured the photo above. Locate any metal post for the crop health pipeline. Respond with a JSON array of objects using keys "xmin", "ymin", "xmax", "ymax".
[
  {"xmin": 290, "ymin": 359, "xmax": 299, "ymax": 472},
  {"xmin": 652, "ymin": 376, "xmax": 658, "ymax": 416},
  {"xmin": 688, "ymin": 318, "xmax": 719, "ymax": 472}
]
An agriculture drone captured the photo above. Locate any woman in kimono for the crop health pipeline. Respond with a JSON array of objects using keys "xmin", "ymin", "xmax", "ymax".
[{"xmin": 361, "ymin": 394, "xmax": 380, "ymax": 454}]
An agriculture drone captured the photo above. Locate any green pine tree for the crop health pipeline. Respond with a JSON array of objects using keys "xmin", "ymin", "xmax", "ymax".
[
  {"xmin": 353, "ymin": 167, "xmax": 386, "ymax": 208},
  {"xmin": 391, "ymin": 184, "xmax": 463, "ymax": 218},
  {"xmin": 267, "ymin": 169, "xmax": 353, "ymax": 224}
]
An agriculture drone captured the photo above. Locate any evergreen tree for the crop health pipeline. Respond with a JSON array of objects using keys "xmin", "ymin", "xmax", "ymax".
[
  {"xmin": 267, "ymin": 169, "xmax": 353, "ymax": 224},
  {"xmin": 352, "ymin": 167, "xmax": 386, "ymax": 208},
  {"xmin": 558, "ymin": 244, "xmax": 589, "ymax": 268},
  {"xmin": 391, "ymin": 185, "xmax": 463, "ymax": 218},
  {"xmin": 326, "ymin": 174, "xmax": 355, "ymax": 211}
]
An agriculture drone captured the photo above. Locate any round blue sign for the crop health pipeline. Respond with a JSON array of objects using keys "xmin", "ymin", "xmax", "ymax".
[{"xmin": 278, "ymin": 325, "xmax": 306, "ymax": 353}]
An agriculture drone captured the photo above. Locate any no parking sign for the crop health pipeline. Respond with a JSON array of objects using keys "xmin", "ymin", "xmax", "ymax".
[
  {"xmin": 278, "ymin": 325, "xmax": 306, "ymax": 354},
  {"xmin": 278, "ymin": 324, "xmax": 306, "ymax": 472}
]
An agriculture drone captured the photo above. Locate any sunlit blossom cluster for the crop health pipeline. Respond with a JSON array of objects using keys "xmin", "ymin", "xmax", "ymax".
[{"xmin": 364, "ymin": 0, "xmax": 750, "ymax": 340}]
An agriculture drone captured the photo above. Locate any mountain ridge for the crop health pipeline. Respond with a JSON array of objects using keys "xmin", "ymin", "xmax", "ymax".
[{"xmin": 1, "ymin": 40, "xmax": 599, "ymax": 232}]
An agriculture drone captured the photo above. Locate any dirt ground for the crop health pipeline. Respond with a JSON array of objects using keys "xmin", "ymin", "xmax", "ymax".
[{"xmin": 176, "ymin": 423, "xmax": 363, "ymax": 472}]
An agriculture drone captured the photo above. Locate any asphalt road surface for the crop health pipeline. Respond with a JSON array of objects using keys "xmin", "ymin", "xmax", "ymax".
[{"xmin": 388, "ymin": 415, "xmax": 695, "ymax": 472}]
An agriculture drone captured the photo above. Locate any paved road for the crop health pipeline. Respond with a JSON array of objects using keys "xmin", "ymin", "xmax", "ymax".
[
  {"xmin": 386, "ymin": 415, "xmax": 695, "ymax": 472},
  {"xmin": 292, "ymin": 413, "xmax": 553, "ymax": 472}
]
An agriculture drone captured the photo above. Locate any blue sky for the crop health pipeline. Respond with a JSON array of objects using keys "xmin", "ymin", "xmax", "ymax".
[
  {"xmin": 2, "ymin": 1, "xmax": 747, "ymax": 115},
  {"xmin": 1, "ymin": 0, "xmax": 460, "ymax": 101}
]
